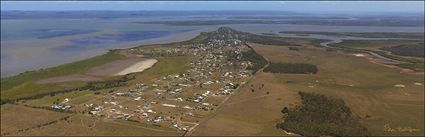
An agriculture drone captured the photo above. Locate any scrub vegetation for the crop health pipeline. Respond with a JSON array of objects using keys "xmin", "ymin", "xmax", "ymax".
[
  {"xmin": 241, "ymin": 49, "xmax": 268, "ymax": 73},
  {"xmin": 276, "ymin": 92, "xmax": 369, "ymax": 136}
]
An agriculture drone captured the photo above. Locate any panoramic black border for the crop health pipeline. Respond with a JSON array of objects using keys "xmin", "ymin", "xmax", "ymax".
[{"xmin": 1, "ymin": 0, "xmax": 425, "ymax": 1}]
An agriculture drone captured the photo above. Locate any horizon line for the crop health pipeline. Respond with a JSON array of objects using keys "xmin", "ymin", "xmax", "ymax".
[{"xmin": 2, "ymin": 10, "xmax": 424, "ymax": 13}]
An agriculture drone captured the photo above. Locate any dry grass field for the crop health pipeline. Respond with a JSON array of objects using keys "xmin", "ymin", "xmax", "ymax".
[
  {"xmin": 19, "ymin": 114, "xmax": 182, "ymax": 136},
  {"xmin": 0, "ymin": 104, "xmax": 69, "ymax": 136},
  {"xmin": 191, "ymin": 72, "xmax": 300, "ymax": 136}
]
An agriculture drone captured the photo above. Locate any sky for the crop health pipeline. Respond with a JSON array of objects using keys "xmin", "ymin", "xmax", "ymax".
[{"xmin": 1, "ymin": 1, "xmax": 424, "ymax": 13}]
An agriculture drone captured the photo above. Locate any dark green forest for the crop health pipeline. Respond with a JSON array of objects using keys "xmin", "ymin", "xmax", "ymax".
[
  {"xmin": 277, "ymin": 92, "xmax": 369, "ymax": 136},
  {"xmin": 241, "ymin": 49, "xmax": 268, "ymax": 73}
]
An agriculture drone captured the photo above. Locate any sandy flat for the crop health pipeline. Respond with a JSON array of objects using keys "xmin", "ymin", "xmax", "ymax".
[{"xmin": 115, "ymin": 59, "xmax": 158, "ymax": 76}]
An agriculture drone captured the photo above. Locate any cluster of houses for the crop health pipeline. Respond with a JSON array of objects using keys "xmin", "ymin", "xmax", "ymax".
[
  {"xmin": 80, "ymin": 30, "xmax": 255, "ymax": 132},
  {"xmin": 51, "ymin": 98, "xmax": 72, "ymax": 110}
]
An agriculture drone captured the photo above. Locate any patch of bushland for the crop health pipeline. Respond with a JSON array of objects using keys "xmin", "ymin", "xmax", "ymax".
[
  {"xmin": 84, "ymin": 74, "xmax": 135, "ymax": 90},
  {"xmin": 277, "ymin": 92, "xmax": 369, "ymax": 136},
  {"xmin": 288, "ymin": 47, "xmax": 300, "ymax": 51},
  {"xmin": 241, "ymin": 48, "xmax": 268, "ymax": 73}
]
